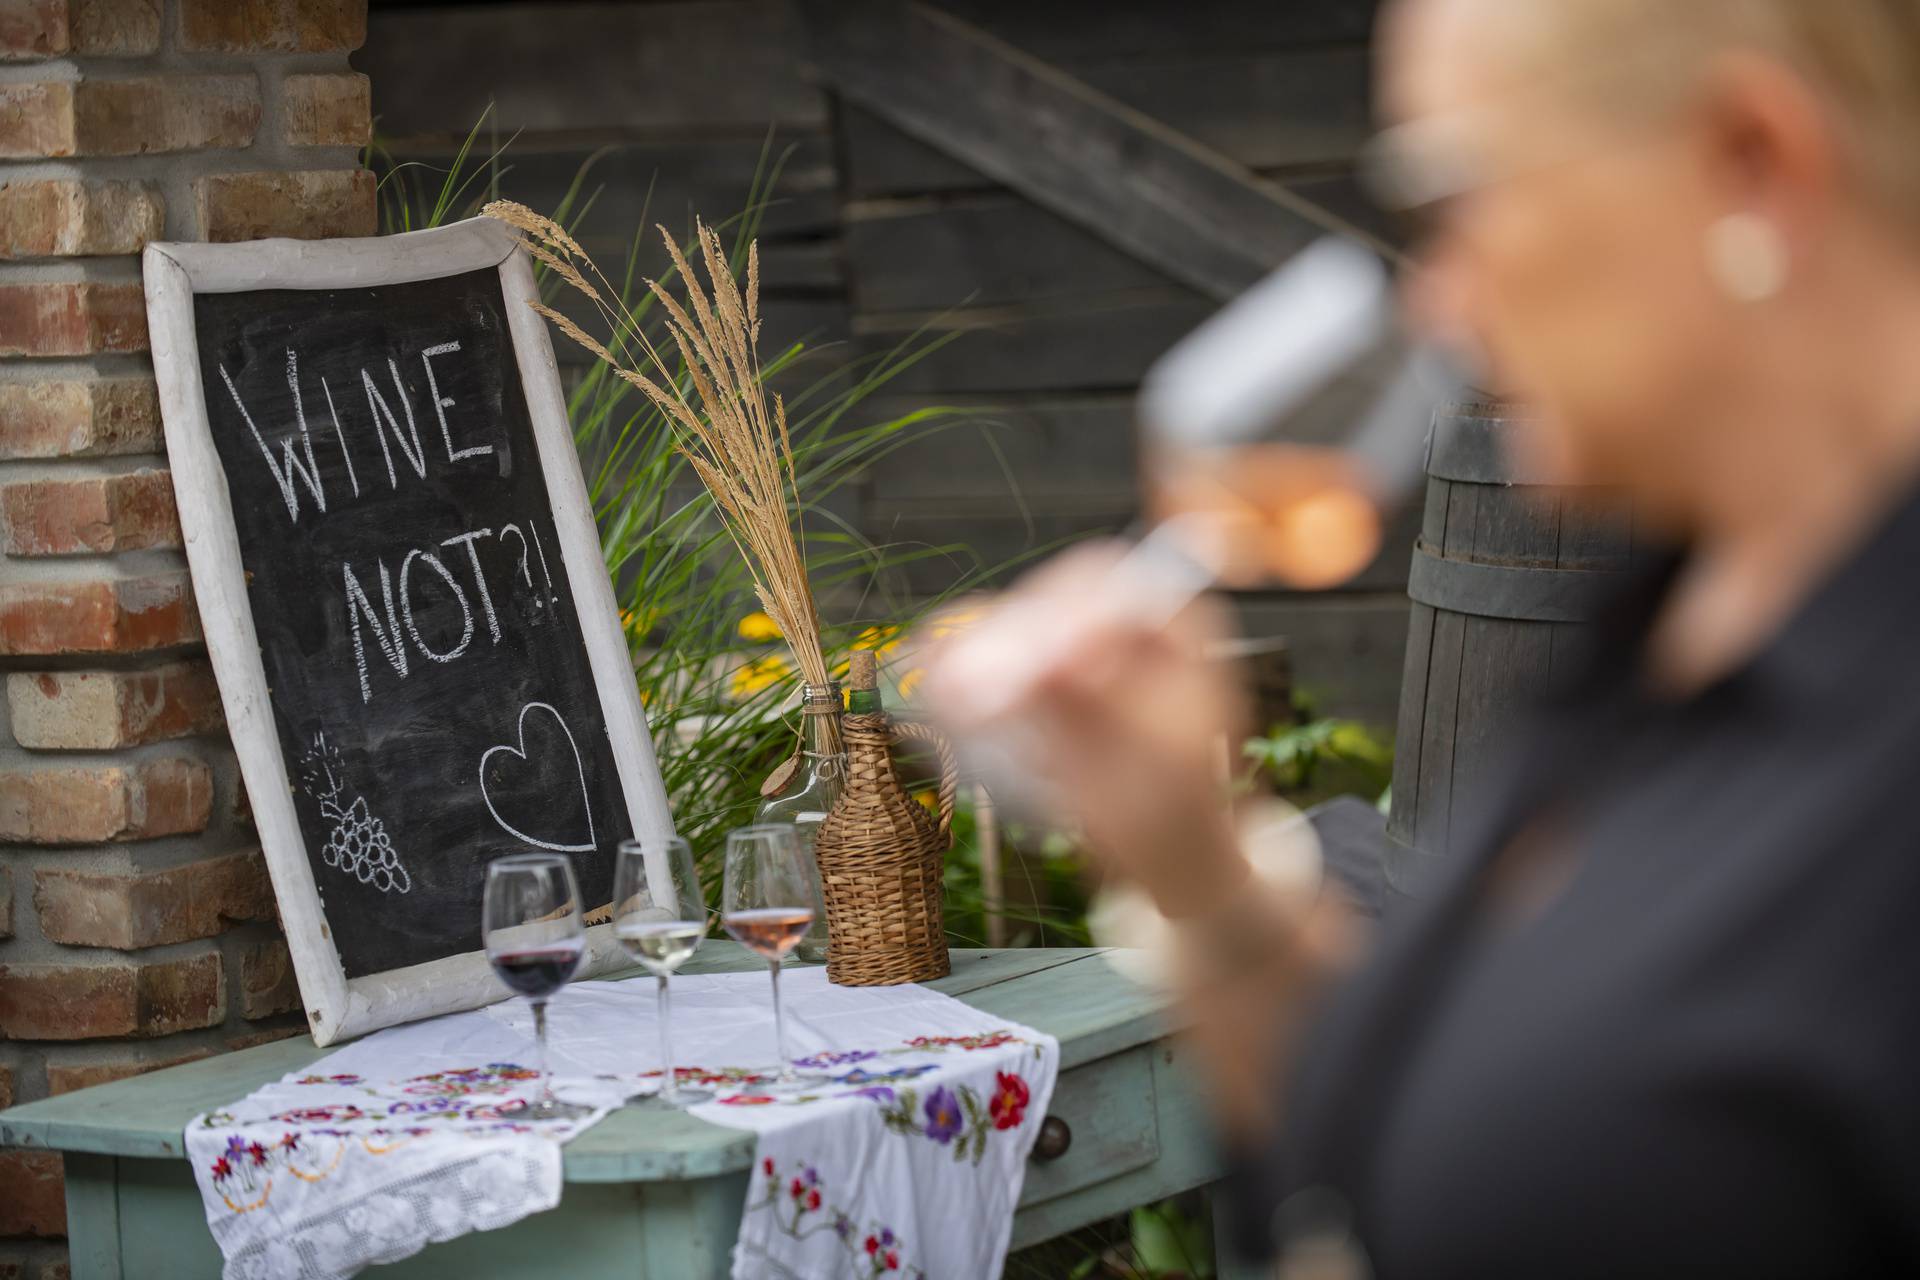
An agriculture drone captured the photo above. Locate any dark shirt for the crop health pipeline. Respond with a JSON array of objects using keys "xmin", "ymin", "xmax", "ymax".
[{"xmin": 1262, "ymin": 486, "xmax": 1920, "ymax": 1277}]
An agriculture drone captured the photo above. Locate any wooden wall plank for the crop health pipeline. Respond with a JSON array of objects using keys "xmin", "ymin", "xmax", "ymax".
[
  {"xmin": 845, "ymin": 195, "xmax": 1179, "ymax": 311},
  {"xmin": 860, "ymin": 506, "xmax": 1133, "ymax": 595},
  {"xmin": 1072, "ymin": 50, "xmax": 1372, "ymax": 170},
  {"xmin": 855, "ymin": 291, "xmax": 1214, "ymax": 394},
  {"xmin": 379, "ymin": 138, "xmax": 841, "ymax": 271},
  {"xmin": 857, "ymin": 395, "xmax": 1138, "ymax": 502},
  {"xmin": 936, "ymin": 0, "xmax": 1380, "ymax": 60},
  {"xmin": 844, "ymin": 186, "xmax": 1401, "ymax": 311},
  {"xmin": 839, "ymin": 46, "xmax": 1371, "ymax": 198},
  {"xmin": 360, "ymin": 2, "xmax": 827, "ymax": 140},
  {"xmin": 485, "ymin": 138, "xmax": 841, "ymax": 244},
  {"xmin": 801, "ymin": 0, "xmax": 1390, "ymax": 302}
]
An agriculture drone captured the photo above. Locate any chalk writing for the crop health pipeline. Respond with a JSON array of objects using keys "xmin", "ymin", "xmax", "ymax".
[
  {"xmin": 191, "ymin": 266, "xmax": 633, "ymax": 978},
  {"xmin": 478, "ymin": 702, "xmax": 597, "ymax": 853},
  {"xmin": 219, "ymin": 337, "xmax": 495, "ymax": 524},
  {"xmin": 301, "ymin": 733, "xmax": 411, "ymax": 895},
  {"xmin": 339, "ymin": 513, "xmax": 561, "ymax": 703}
]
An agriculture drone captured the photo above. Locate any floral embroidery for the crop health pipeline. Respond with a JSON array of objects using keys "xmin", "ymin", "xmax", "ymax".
[
  {"xmin": 202, "ymin": 1064, "xmax": 549, "ymax": 1216},
  {"xmin": 745, "ymin": 1158, "xmax": 927, "ymax": 1279},
  {"xmin": 836, "ymin": 1064, "xmax": 938, "ymax": 1086},
  {"xmin": 710, "ymin": 1062, "xmax": 942, "ymax": 1107},
  {"xmin": 638, "ymin": 1064, "xmax": 775, "ymax": 1088},
  {"xmin": 401, "ymin": 1063, "xmax": 539, "ymax": 1097},
  {"xmin": 862, "ymin": 1227, "xmax": 908, "ymax": 1276},
  {"xmin": 873, "ymin": 1074, "xmax": 1034, "ymax": 1163},
  {"xmin": 206, "ymin": 1130, "xmax": 352, "ymax": 1213},
  {"xmin": 988, "ymin": 1071, "xmax": 1030, "ymax": 1130},
  {"xmin": 792, "ymin": 1048, "xmax": 879, "ymax": 1069},
  {"xmin": 904, "ymin": 1030, "xmax": 1020, "ymax": 1052},
  {"xmin": 273, "ymin": 1105, "xmax": 364, "ymax": 1125},
  {"xmin": 922, "ymin": 1087, "xmax": 964, "ymax": 1144}
]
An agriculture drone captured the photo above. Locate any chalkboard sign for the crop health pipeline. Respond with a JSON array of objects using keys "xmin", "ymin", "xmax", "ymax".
[{"xmin": 145, "ymin": 219, "xmax": 673, "ymax": 1045}]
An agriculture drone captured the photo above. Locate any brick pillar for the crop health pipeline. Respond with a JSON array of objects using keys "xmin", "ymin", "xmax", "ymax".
[{"xmin": 0, "ymin": 2, "xmax": 371, "ymax": 1272}]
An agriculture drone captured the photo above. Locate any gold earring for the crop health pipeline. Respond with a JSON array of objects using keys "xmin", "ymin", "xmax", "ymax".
[{"xmin": 1705, "ymin": 213, "xmax": 1788, "ymax": 303}]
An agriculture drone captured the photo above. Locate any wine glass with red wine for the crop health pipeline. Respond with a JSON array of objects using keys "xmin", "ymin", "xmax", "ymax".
[
  {"xmin": 483, "ymin": 851, "xmax": 592, "ymax": 1121},
  {"xmin": 612, "ymin": 835, "xmax": 713, "ymax": 1107},
  {"xmin": 721, "ymin": 824, "xmax": 821, "ymax": 1084}
]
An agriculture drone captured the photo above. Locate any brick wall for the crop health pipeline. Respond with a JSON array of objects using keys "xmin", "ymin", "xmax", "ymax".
[{"xmin": 0, "ymin": 2, "xmax": 372, "ymax": 1273}]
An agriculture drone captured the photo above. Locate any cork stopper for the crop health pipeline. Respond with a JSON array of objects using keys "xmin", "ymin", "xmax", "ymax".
[{"xmin": 848, "ymin": 648, "xmax": 878, "ymax": 692}]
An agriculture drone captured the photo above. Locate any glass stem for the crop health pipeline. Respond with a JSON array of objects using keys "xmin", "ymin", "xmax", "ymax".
[
  {"xmin": 656, "ymin": 974, "xmax": 674, "ymax": 1100},
  {"xmin": 770, "ymin": 958, "xmax": 792, "ymax": 1081},
  {"xmin": 532, "ymin": 997, "xmax": 554, "ymax": 1107}
]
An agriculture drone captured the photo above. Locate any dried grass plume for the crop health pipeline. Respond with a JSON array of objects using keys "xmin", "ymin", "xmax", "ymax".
[{"xmin": 482, "ymin": 199, "xmax": 834, "ymax": 703}]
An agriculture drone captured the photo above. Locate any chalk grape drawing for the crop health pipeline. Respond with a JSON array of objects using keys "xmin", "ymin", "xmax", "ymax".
[
  {"xmin": 300, "ymin": 733, "xmax": 412, "ymax": 894},
  {"xmin": 478, "ymin": 701, "xmax": 596, "ymax": 852}
]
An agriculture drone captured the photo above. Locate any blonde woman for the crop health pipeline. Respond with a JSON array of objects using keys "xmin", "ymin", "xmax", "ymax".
[{"xmin": 929, "ymin": 1, "xmax": 1920, "ymax": 1273}]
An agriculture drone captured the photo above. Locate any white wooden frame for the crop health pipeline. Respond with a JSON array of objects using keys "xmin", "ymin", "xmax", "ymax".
[{"xmin": 145, "ymin": 218, "xmax": 676, "ymax": 1046}]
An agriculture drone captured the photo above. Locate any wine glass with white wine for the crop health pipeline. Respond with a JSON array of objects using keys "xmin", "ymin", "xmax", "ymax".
[{"xmin": 611, "ymin": 835, "xmax": 713, "ymax": 1107}]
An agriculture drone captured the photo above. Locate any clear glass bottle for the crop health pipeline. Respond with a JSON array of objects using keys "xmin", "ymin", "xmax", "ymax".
[{"xmin": 752, "ymin": 680, "xmax": 844, "ymax": 963}]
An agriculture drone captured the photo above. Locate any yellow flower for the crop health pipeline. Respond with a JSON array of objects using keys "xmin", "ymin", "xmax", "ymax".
[
  {"xmin": 853, "ymin": 624, "xmax": 902, "ymax": 655},
  {"xmin": 737, "ymin": 611, "xmax": 782, "ymax": 642},
  {"xmin": 913, "ymin": 789, "xmax": 938, "ymax": 814},
  {"xmin": 895, "ymin": 667, "xmax": 925, "ymax": 700},
  {"xmin": 928, "ymin": 605, "xmax": 986, "ymax": 640},
  {"xmin": 730, "ymin": 654, "xmax": 791, "ymax": 699},
  {"xmin": 621, "ymin": 606, "xmax": 661, "ymax": 636}
]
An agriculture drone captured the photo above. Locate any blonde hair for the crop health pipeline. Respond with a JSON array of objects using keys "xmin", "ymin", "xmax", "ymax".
[{"xmin": 1524, "ymin": 1, "xmax": 1920, "ymax": 223}]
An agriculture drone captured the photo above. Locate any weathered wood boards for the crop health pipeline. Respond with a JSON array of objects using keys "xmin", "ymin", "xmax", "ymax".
[
  {"xmin": 1387, "ymin": 403, "xmax": 1634, "ymax": 870},
  {"xmin": 144, "ymin": 217, "xmax": 675, "ymax": 1044},
  {"xmin": 802, "ymin": 0, "xmax": 1390, "ymax": 304}
]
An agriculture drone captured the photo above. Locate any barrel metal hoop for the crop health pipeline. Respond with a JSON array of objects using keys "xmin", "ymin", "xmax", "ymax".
[{"xmin": 1406, "ymin": 542, "xmax": 1618, "ymax": 623}]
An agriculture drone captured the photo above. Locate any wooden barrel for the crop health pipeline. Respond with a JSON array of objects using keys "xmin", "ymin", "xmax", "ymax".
[{"xmin": 1386, "ymin": 402, "xmax": 1633, "ymax": 885}]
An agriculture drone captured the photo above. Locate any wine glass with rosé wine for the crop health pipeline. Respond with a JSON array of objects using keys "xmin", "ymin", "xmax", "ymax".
[{"xmin": 721, "ymin": 824, "xmax": 822, "ymax": 1084}]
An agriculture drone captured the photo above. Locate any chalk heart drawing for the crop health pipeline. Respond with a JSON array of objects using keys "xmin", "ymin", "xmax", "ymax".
[{"xmin": 478, "ymin": 701, "xmax": 596, "ymax": 853}]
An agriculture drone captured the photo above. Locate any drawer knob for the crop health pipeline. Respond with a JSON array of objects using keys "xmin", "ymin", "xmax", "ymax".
[{"xmin": 1032, "ymin": 1116, "xmax": 1072, "ymax": 1161}]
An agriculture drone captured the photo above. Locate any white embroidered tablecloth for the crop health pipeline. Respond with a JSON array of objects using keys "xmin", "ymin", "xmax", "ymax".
[{"xmin": 187, "ymin": 967, "xmax": 1059, "ymax": 1280}]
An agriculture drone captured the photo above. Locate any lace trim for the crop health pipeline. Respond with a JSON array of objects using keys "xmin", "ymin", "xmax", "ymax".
[{"xmin": 224, "ymin": 1145, "xmax": 556, "ymax": 1280}]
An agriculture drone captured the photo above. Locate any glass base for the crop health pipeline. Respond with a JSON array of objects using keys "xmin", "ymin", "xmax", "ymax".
[
  {"xmin": 771, "ymin": 1068, "xmax": 834, "ymax": 1087},
  {"xmin": 624, "ymin": 1083, "xmax": 715, "ymax": 1108},
  {"xmin": 516, "ymin": 1097, "xmax": 595, "ymax": 1122}
]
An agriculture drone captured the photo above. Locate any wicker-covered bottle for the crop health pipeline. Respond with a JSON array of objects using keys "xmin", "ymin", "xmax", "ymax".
[{"xmin": 815, "ymin": 650, "xmax": 955, "ymax": 985}]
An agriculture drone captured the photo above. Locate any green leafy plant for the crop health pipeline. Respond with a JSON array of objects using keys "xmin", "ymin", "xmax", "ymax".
[
  {"xmin": 369, "ymin": 126, "xmax": 1070, "ymax": 904},
  {"xmin": 1007, "ymin": 1195, "xmax": 1217, "ymax": 1279},
  {"xmin": 936, "ymin": 797, "xmax": 1094, "ymax": 949},
  {"xmin": 1243, "ymin": 694, "xmax": 1394, "ymax": 811}
]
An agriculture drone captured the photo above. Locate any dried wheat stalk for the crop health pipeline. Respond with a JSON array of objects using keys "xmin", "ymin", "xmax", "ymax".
[{"xmin": 481, "ymin": 200, "xmax": 835, "ymax": 703}]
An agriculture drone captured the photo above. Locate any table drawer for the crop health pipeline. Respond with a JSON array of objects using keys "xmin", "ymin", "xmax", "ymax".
[{"xmin": 1020, "ymin": 1042, "xmax": 1160, "ymax": 1206}]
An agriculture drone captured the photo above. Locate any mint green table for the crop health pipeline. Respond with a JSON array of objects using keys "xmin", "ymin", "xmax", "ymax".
[{"xmin": 2, "ymin": 946, "xmax": 1248, "ymax": 1278}]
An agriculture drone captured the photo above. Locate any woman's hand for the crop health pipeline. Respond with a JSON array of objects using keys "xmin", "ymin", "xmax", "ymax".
[
  {"xmin": 921, "ymin": 541, "xmax": 1251, "ymax": 917},
  {"xmin": 921, "ymin": 543, "xmax": 1364, "ymax": 1134}
]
